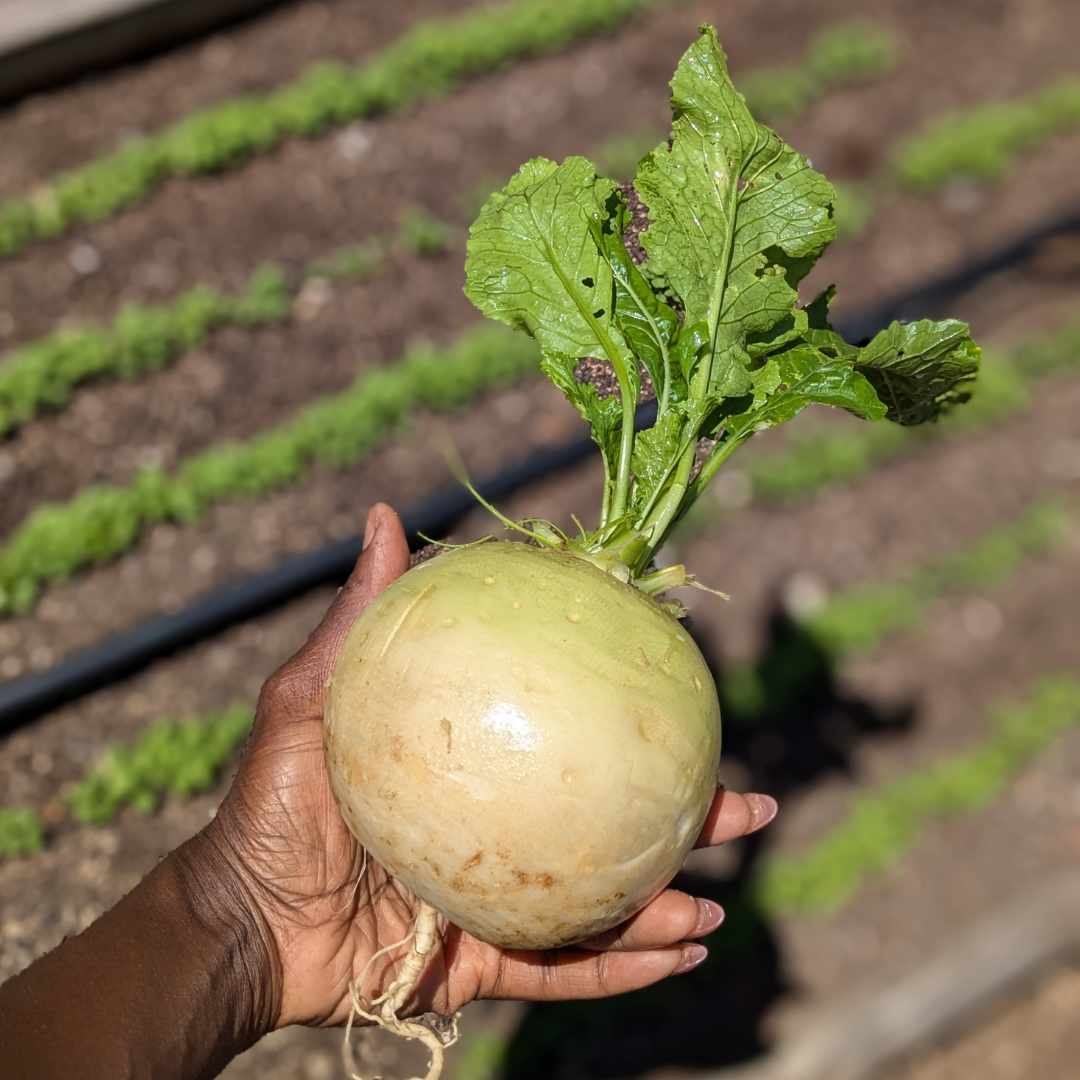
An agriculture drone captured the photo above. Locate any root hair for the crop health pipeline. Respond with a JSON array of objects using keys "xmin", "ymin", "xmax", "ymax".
[{"xmin": 342, "ymin": 901, "xmax": 458, "ymax": 1080}]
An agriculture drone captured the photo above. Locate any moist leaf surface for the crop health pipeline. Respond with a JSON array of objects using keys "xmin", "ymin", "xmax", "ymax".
[
  {"xmin": 462, "ymin": 24, "xmax": 981, "ymax": 575},
  {"xmin": 464, "ymin": 157, "xmax": 630, "ymax": 370},
  {"xmin": 634, "ymin": 26, "xmax": 837, "ymax": 398},
  {"xmin": 853, "ymin": 320, "xmax": 982, "ymax": 424}
]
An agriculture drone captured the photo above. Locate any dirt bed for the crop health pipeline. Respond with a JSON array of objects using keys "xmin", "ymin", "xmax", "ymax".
[
  {"xmin": 3, "ymin": 0, "xmax": 1080, "ymax": 1076},
  {"xmin": 0, "ymin": 0, "xmax": 483, "ymax": 203}
]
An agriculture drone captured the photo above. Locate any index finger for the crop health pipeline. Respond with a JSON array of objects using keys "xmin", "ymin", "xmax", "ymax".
[{"xmin": 693, "ymin": 788, "xmax": 778, "ymax": 848}]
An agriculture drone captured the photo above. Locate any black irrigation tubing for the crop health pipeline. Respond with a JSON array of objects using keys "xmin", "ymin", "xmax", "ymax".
[
  {"xmin": 837, "ymin": 207, "xmax": 1080, "ymax": 343},
  {"xmin": 1, "ymin": 205, "xmax": 1079, "ymax": 732},
  {"xmin": 0, "ymin": 403, "xmax": 657, "ymax": 734}
]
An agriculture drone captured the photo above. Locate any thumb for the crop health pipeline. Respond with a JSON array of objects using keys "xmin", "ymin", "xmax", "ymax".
[{"xmin": 259, "ymin": 504, "xmax": 411, "ymax": 722}]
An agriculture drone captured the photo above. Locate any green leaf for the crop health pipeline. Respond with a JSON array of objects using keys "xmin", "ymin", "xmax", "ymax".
[
  {"xmin": 634, "ymin": 26, "xmax": 836, "ymax": 388},
  {"xmin": 629, "ymin": 408, "xmax": 688, "ymax": 519},
  {"xmin": 726, "ymin": 343, "xmax": 887, "ymax": 440},
  {"xmin": 853, "ymin": 319, "xmax": 982, "ymax": 425},
  {"xmin": 464, "ymin": 156, "xmax": 632, "ymax": 374},
  {"xmin": 540, "ymin": 349, "xmax": 622, "ymax": 479},
  {"xmin": 590, "ymin": 203, "xmax": 681, "ymax": 409}
]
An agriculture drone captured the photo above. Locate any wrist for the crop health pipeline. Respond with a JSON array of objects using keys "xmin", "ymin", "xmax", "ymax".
[
  {"xmin": 170, "ymin": 819, "xmax": 284, "ymax": 1037},
  {"xmin": 0, "ymin": 821, "xmax": 280, "ymax": 1080}
]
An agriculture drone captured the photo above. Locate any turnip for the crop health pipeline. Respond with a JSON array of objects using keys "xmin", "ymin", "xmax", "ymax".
[{"xmin": 324, "ymin": 24, "xmax": 980, "ymax": 1076}]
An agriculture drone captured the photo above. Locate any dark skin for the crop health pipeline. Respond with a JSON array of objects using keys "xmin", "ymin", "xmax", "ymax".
[{"xmin": 0, "ymin": 504, "xmax": 778, "ymax": 1080}]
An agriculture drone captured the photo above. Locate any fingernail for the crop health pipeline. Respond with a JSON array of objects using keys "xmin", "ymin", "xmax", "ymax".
[
  {"xmin": 363, "ymin": 507, "xmax": 379, "ymax": 550},
  {"xmin": 672, "ymin": 943, "xmax": 708, "ymax": 975},
  {"xmin": 746, "ymin": 793, "xmax": 779, "ymax": 832},
  {"xmin": 691, "ymin": 899, "xmax": 724, "ymax": 937}
]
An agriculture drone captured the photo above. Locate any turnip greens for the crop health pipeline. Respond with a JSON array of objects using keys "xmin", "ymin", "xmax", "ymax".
[{"xmin": 464, "ymin": 26, "xmax": 980, "ymax": 581}]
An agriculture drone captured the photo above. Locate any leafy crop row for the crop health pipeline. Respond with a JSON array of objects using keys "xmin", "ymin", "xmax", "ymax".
[
  {"xmin": 0, "ymin": 324, "xmax": 539, "ymax": 614},
  {"xmin": 67, "ymin": 704, "xmax": 254, "ymax": 825},
  {"xmin": 0, "ymin": 705, "xmax": 253, "ymax": 858},
  {"xmin": 757, "ymin": 674, "xmax": 1080, "ymax": 916},
  {"xmin": 0, "ymin": 208, "xmax": 450, "ymax": 437},
  {"xmin": 803, "ymin": 499, "xmax": 1064, "ymax": 656},
  {"xmin": 832, "ymin": 73, "xmax": 1080, "ymax": 240},
  {"xmin": 720, "ymin": 500, "xmax": 1066, "ymax": 725},
  {"xmin": 0, "ymin": 0, "xmax": 670, "ymax": 259},
  {"xmin": 0, "ymin": 267, "xmax": 289, "ymax": 437},
  {"xmin": 739, "ymin": 20, "xmax": 899, "ymax": 124},
  {"xmin": 897, "ymin": 74, "xmax": 1080, "ymax": 191}
]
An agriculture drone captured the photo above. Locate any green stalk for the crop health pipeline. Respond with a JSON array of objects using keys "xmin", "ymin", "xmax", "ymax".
[
  {"xmin": 619, "ymin": 130, "xmax": 758, "ymax": 568},
  {"xmin": 543, "ymin": 239, "xmax": 637, "ymax": 522},
  {"xmin": 629, "ymin": 440, "xmax": 696, "ymax": 573},
  {"xmin": 611, "ymin": 380, "xmax": 637, "ymax": 522}
]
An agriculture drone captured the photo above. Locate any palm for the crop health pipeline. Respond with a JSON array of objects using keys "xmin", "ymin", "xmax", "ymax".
[
  {"xmin": 209, "ymin": 505, "xmax": 777, "ymax": 1033},
  {"xmin": 219, "ymin": 698, "xmax": 496, "ymax": 1028}
]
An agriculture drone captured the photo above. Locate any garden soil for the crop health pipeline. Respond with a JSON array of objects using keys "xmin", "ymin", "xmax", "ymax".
[{"xmin": 2, "ymin": 0, "xmax": 1080, "ymax": 1077}]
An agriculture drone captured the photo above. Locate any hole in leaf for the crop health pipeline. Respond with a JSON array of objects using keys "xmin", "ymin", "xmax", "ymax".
[
  {"xmin": 593, "ymin": 309, "xmax": 605, "ymax": 318},
  {"xmin": 581, "ymin": 277, "xmax": 594, "ymax": 288},
  {"xmin": 897, "ymin": 349, "xmax": 905, "ymax": 357},
  {"xmin": 820, "ymin": 347, "xmax": 838, "ymax": 358}
]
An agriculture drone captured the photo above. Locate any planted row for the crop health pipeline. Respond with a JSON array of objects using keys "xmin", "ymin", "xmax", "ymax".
[
  {"xmin": 803, "ymin": 498, "xmax": 1064, "ymax": 656},
  {"xmin": 0, "ymin": 207, "xmax": 449, "ymax": 437},
  {"xmin": 756, "ymin": 673, "xmax": 1080, "ymax": 916},
  {"xmin": 897, "ymin": 74, "xmax": 1080, "ymax": 191},
  {"xmin": 833, "ymin": 72, "xmax": 1080, "ymax": 240},
  {"xmin": 720, "ymin": 499, "xmax": 1066, "ymax": 726},
  {"xmin": 0, "ymin": 704, "xmax": 253, "ymax": 858},
  {"xmin": 0, "ymin": 0, "xmax": 667, "ymax": 259},
  {"xmin": 739, "ymin": 19, "xmax": 898, "ymax": 124},
  {"xmin": 0, "ymin": 267, "xmax": 289, "ymax": 437},
  {"xmin": 67, "ymin": 704, "xmax": 254, "ymax": 825},
  {"xmin": 0, "ymin": 323, "xmax": 540, "ymax": 614}
]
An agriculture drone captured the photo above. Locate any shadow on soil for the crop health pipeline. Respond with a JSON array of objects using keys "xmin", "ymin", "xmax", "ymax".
[{"xmin": 499, "ymin": 606, "xmax": 915, "ymax": 1080}]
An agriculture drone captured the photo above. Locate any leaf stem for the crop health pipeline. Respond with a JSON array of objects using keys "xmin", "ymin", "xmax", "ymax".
[
  {"xmin": 611, "ymin": 383, "xmax": 637, "ymax": 520},
  {"xmin": 630, "ymin": 436, "xmax": 698, "ymax": 574},
  {"xmin": 536, "ymin": 226, "xmax": 637, "ymax": 522}
]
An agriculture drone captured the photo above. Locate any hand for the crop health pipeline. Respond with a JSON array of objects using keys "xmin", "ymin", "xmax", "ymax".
[{"xmin": 197, "ymin": 503, "xmax": 779, "ymax": 1030}]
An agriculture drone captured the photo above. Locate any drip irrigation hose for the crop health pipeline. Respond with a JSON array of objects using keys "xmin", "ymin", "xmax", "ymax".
[
  {"xmin": 1, "ymin": 206, "xmax": 1078, "ymax": 731},
  {"xmin": 838, "ymin": 209, "xmax": 1080, "ymax": 343},
  {"xmin": 0, "ymin": 403, "xmax": 656, "ymax": 734}
]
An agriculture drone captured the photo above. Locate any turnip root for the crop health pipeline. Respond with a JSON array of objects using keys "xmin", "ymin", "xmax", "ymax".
[
  {"xmin": 326, "ymin": 542, "xmax": 721, "ymax": 949},
  {"xmin": 323, "ymin": 23, "xmax": 980, "ymax": 1078}
]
